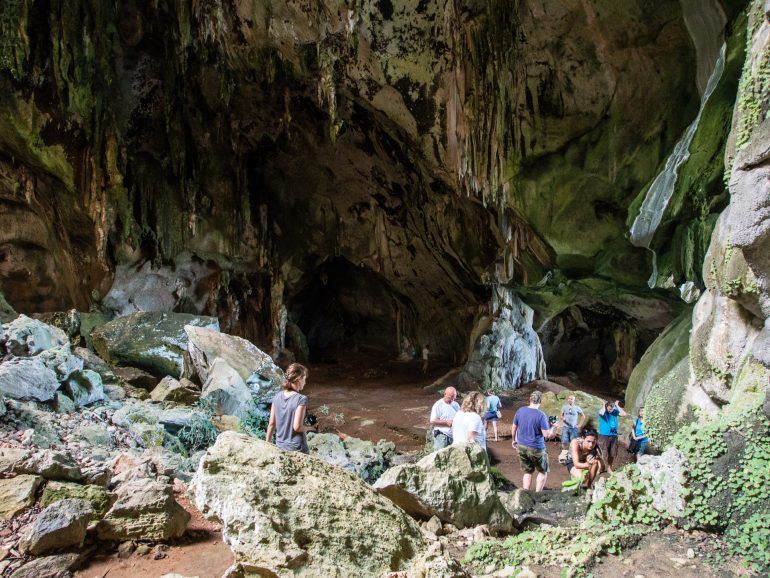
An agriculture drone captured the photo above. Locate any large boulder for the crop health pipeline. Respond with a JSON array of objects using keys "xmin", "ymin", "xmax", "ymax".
[
  {"xmin": 0, "ymin": 475, "xmax": 43, "ymax": 520},
  {"xmin": 91, "ymin": 312, "xmax": 219, "ymax": 378},
  {"xmin": 459, "ymin": 288, "xmax": 546, "ymax": 391},
  {"xmin": 20, "ymin": 498, "xmax": 95, "ymax": 555},
  {"xmin": 0, "ymin": 357, "xmax": 60, "ymax": 402},
  {"xmin": 1, "ymin": 315, "xmax": 68, "ymax": 356},
  {"xmin": 373, "ymin": 444, "xmax": 514, "ymax": 532},
  {"xmin": 307, "ymin": 432, "xmax": 395, "ymax": 483},
  {"xmin": 200, "ymin": 358, "xmax": 253, "ymax": 418},
  {"xmin": 190, "ymin": 432, "xmax": 425, "ymax": 577},
  {"xmin": 185, "ymin": 325, "xmax": 283, "ymax": 403},
  {"xmin": 96, "ymin": 479, "xmax": 189, "ymax": 541}
]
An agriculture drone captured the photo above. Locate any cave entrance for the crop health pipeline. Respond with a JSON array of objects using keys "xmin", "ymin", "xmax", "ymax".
[{"xmin": 289, "ymin": 258, "xmax": 412, "ymax": 363}]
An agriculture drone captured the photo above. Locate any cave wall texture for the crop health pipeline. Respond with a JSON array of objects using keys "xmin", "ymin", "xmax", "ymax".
[{"xmin": 0, "ymin": 0, "xmax": 760, "ymax": 384}]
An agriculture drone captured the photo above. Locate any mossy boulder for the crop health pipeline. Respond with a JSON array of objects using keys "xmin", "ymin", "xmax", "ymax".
[
  {"xmin": 91, "ymin": 312, "xmax": 219, "ymax": 378},
  {"xmin": 626, "ymin": 309, "xmax": 692, "ymax": 411}
]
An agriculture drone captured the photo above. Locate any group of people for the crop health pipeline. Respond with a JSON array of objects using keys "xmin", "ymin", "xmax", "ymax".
[
  {"xmin": 429, "ymin": 387, "xmax": 503, "ymax": 451},
  {"xmin": 264, "ymin": 362, "xmax": 649, "ymax": 496},
  {"xmin": 429, "ymin": 387, "xmax": 649, "ymax": 492}
]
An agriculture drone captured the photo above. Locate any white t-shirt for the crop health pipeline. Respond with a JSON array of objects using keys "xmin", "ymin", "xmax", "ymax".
[
  {"xmin": 452, "ymin": 410, "xmax": 486, "ymax": 450},
  {"xmin": 430, "ymin": 399, "xmax": 460, "ymax": 435}
]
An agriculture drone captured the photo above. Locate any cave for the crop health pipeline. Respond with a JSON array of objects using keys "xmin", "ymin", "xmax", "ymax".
[{"xmin": 289, "ymin": 257, "xmax": 409, "ymax": 361}]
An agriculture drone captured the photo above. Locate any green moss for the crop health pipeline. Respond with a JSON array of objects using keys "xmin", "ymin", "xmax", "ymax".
[
  {"xmin": 0, "ymin": 0, "xmax": 30, "ymax": 80},
  {"xmin": 40, "ymin": 481, "xmax": 113, "ymax": 517},
  {"xmin": 626, "ymin": 309, "xmax": 693, "ymax": 411},
  {"xmin": 644, "ymin": 357, "xmax": 694, "ymax": 447}
]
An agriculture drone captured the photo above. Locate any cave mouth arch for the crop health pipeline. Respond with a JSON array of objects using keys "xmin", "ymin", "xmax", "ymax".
[{"xmin": 288, "ymin": 257, "xmax": 417, "ymax": 363}]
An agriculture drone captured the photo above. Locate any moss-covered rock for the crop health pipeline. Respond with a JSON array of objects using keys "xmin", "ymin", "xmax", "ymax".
[
  {"xmin": 626, "ymin": 309, "xmax": 693, "ymax": 411},
  {"xmin": 92, "ymin": 312, "xmax": 219, "ymax": 378},
  {"xmin": 39, "ymin": 481, "xmax": 113, "ymax": 518}
]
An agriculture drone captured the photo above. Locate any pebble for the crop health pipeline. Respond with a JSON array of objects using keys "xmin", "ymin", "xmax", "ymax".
[{"xmin": 686, "ymin": 547, "xmax": 695, "ymax": 559}]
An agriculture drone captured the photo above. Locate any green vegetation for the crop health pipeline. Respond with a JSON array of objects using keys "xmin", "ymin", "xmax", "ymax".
[{"xmin": 178, "ymin": 399, "xmax": 219, "ymax": 452}]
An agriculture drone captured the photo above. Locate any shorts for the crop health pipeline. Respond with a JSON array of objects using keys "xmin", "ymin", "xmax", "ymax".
[
  {"xmin": 598, "ymin": 434, "xmax": 618, "ymax": 459},
  {"xmin": 561, "ymin": 425, "xmax": 579, "ymax": 444},
  {"xmin": 518, "ymin": 444, "xmax": 549, "ymax": 474},
  {"xmin": 484, "ymin": 410, "xmax": 499, "ymax": 422},
  {"xmin": 433, "ymin": 431, "xmax": 452, "ymax": 450}
]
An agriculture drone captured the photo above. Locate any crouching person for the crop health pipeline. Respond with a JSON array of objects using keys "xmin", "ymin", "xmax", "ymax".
[{"xmin": 566, "ymin": 428, "xmax": 604, "ymax": 489}]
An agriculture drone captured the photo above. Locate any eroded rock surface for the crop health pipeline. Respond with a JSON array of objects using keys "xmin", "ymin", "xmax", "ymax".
[
  {"xmin": 373, "ymin": 444, "xmax": 513, "ymax": 533},
  {"xmin": 191, "ymin": 432, "xmax": 425, "ymax": 577}
]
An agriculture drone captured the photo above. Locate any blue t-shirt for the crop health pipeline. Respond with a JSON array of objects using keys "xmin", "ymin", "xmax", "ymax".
[
  {"xmin": 598, "ymin": 407, "xmax": 621, "ymax": 436},
  {"xmin": 513, "ymin": 407, "xmax": 550, "ymax": 449},
  {"xmin": 486, "ymin": 395, "xmax": 501, "ymax": 413},
  {"xmin": 634, "ymin": 418, "xmax": 646, "ymax": 439}
]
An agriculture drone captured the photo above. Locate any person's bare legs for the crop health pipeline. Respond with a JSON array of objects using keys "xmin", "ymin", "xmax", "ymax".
[
  {"xmin": 535, "ymin": 472, "xmax": 548, "ymax": 492},
  {"xmin": 584, "ymin": 461, "xmax": 602, "ymax": 488},
  {"xmin": 522, "ymin": 473, "xmax": 532, "ymax": 490},
  {"xmin": 492, "ymin": 420, "xmax": 498, "ymax": 442}
]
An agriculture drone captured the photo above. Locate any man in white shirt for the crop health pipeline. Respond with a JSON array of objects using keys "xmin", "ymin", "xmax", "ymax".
[{"xmin": 429, "ymin": 387, "xmax": 459, "ymax": 449}]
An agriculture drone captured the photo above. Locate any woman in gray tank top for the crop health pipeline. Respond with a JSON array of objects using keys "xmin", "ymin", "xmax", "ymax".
[{"xmin": 265, "ymin": 363, "xmax": 317, "ymax": 453}]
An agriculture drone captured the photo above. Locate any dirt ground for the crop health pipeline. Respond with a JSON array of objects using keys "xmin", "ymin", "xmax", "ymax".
[
  {"xmin": 308, "ymin": 356, "xmax": 633, "ymax": 488},
  {"xmin": 73, "ymin": 355, "xmax": 634, "ymax": 578}
]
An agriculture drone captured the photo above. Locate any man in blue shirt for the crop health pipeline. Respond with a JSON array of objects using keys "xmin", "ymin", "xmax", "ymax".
[
  {"xmin": 597, "ymin": 399, "xmax": 627, "ymax": 470},
  {"xmin": 511, "ymin": 391, "xmax": 558, "ymax": 492}
]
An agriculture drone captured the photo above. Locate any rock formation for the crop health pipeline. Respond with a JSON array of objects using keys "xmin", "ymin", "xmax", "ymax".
[{"xmin": 191, "ymin": 432, "xmax": 425, "ymax": 577}]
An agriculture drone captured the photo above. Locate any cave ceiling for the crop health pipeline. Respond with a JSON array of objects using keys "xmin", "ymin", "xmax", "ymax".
[{"xmin": 0, "ymin": 0, "xmax": 740, "ymax": 356}]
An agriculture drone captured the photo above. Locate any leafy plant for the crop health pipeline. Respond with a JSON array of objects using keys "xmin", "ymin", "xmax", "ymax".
[{"xmin": 178, "ymin": 398, "xmax": 219, "ymax": 451}]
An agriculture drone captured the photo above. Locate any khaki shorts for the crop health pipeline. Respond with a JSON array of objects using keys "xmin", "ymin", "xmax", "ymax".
[
  {"xmin": 598, "ymin": 435, "xmax": 618, "ymax": 459},
  {"xmin": 518, "ymin": 444, "xmax": 549, "ymax": 474}
]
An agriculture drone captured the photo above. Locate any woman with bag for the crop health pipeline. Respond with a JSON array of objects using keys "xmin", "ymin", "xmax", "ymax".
[
  {"xmin": 628, "ymin": 407, "xmax": 649, "ymax": 461},
  {"xmin": 484, "ymin": 389, "xmax": 502, "ymax": 442}
]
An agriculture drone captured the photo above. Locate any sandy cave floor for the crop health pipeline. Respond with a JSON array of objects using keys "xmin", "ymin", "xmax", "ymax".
[{"xmin": 74, "ymin": 356, "xmax": 727, "ymax": 578}]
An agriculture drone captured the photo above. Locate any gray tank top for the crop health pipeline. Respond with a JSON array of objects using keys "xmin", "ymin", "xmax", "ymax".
[{"xmin": 272, "ymin": 391, "xmax": 309, "ymax": 453}]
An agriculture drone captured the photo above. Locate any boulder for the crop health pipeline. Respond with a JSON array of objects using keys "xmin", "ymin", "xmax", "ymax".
[
  {"xmin": 185, "ymin": 325, "xmax": 283, "ymax": 402},
  {"xmin": 200, "ymin": 358, "xmax": 253, "ymax": 418},
  {"xmin": 96, "ymin": 479, "xmax": 189, "ymax": 541},
  {"xmin": 112, "ymin": 366, "xmax": 159, "ymax": 390},
  {"xmin": 8, "ymin": 553, "xmax": 79, "ymax": 578},
  {"xmin": 112, "ymin": 400, "xmax": 204, "ymax": 437},
  {"xmin": 307, "ymin": 432, "xmax": 395, "ymax": 483},
  {"xmin": 0, "ymin": 390, "xmax": 5, "ymax": 417},
  {"xmin": 37, "ymin": 345, "xmax": 84, "ymax": 382},
  {"xmin": 40, "ymin": 481, "xmax": 114, "ymax": 517},
  {"xmin": 73, "ymin": 346, "xmax": 112, "ymax": 374},
  {"xmin": 373, "ymin": 444, "xmax": 514, "ymax": 532},
  {"xmin": 459, "ymin": 289, "xmax": 545, "ymax": 390},
  {"xmin": 0, "ymin": 291, "xmax": 17, "ymax": 323},
  {"xmin": 91, "ymin": 312, "xmax": 219, "ymax": 378},
  {"xmin": 150, "ymin": 376, "xmax": 200, "ymax": 404},
  {"xmin": 62, "ymin": 370, "xmax": 104, "ymax": 407},
  {"xmin": 191, "ymin": 432, "xmax": 425, "ymax": 577},
  {"xmin": 0, "ymin": 475, "xmax": 43, "ymax": 520},
  {"xmin": 592, "ymin": 448, "xmax": 687, "ymax": 520},
  {"xmin": 14, "ymin": 450, "xmax": 83, "ymax": 482},
  {"xmin": 1, "ymin": 315, "xmax": 68, "ymax": 356},
  {"xmin": 0, "ymin": 358, "xmax": 60, "ymax": 402},
  {"xmin": 514, "ymin": 489, "xmax": 590, "ymax": 527},
  {"xmin": 53, "ymin": 392, "xmax": 76, "ymax": 414},
  {"xmin": 20, "ymin": 498, "xmax": 95, "ymax": 555}
]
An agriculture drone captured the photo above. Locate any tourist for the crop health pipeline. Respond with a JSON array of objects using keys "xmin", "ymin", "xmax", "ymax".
[
  {"xmin": 429, "ymin": 387, "xmax": 460, "ymax": 450},
  {"xmin": 511, "ymin": 391, "xmax": 558, "ymax": 492},
  {"xmin": 484, "ymin": 389, "xmax": 502, "ymax": 442},
  {"xmin": 597, "ymin": 399, "xmax": 627, "ymax": 469},
  {"xmin": 265, "ymin": 363, "xmax": 318, "ymax": 453},
  {"xmin": 566, "ymin": 428, "xmax": 604, "ymax": 488},
  {"xmin": 452, "ymin": 391, "xmax": 487, "ymax": 449},
  {"xmin": 422, "ymin": 345, "xmax": 430, "ymax": 374},
  {"xmin": 630, "ymin": 406, "xmax": 649, "ymax": 461},
  {"xmin": 560, "ymin": 395, "xmax": 584, "ymax": 449}
]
